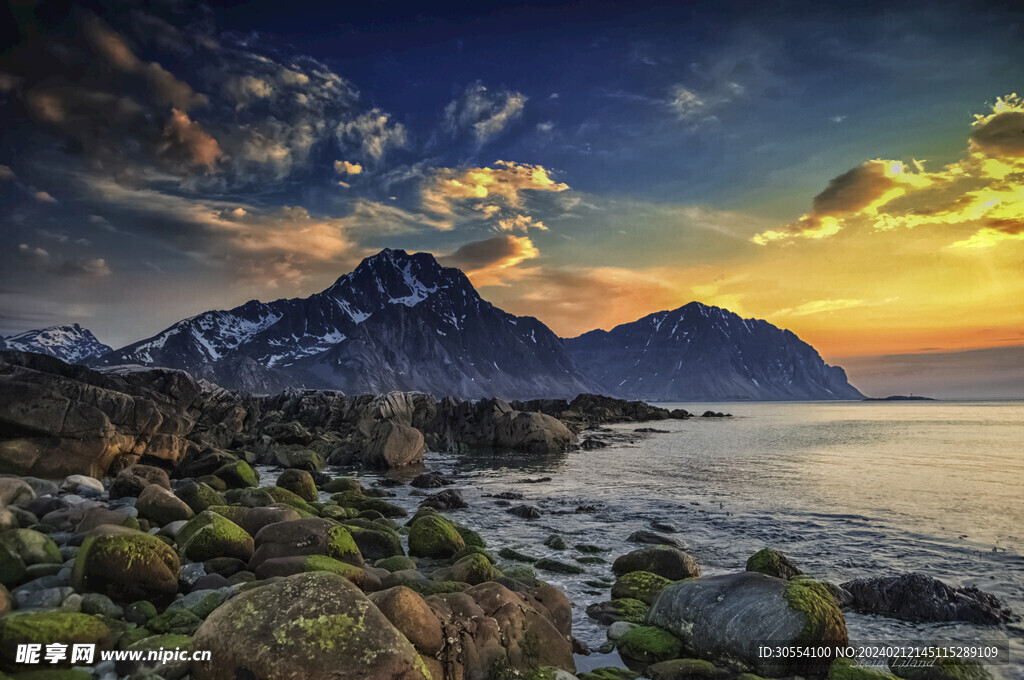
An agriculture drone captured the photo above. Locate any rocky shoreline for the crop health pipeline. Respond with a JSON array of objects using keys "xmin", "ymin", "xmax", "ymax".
[{"xmin": 0, "ymin": 350, "xmax": 1016, "ymax": 680}]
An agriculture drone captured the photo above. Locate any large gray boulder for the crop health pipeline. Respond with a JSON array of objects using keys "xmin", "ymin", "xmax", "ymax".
[
  {"xmin": 646, "ymin": 572, "xmax": 847, "ymax": 676},
  {"xmin": 362, "ymin": 420, "xmax": 425, "ymax": 468},
  {"xmin": 191, "ymin": 572, "xmax": 431, "ymax": 680}
]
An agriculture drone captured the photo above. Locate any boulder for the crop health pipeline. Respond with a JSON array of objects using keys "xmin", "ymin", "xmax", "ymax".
[
  {"xmin": 240, "ymin": 504, "xmax": 303, "ymax": 536},
  {"xmin": 0, "ymin": 529, "xmax": 62, "ymax": 566},
  {"xmin": 276, "ymin": 469, "xmax": 318, "ymax": 502},
  {"xmin": 110, "ymin": 464, "xmax": 171, "ymax": 499},
  {"xmin": 254, "ymin": 555, "xmax": 381, "ymax": 592},
  {"xmin": 646, "ymin": 573, "xmax": 848, "ymax": 676},
  {"xmin": 419, "ymin": 488, "xmax": 467, "ymax": 510},
  {"xmin": 71, "ymin": 525, "xmax": 180, "ymax": 603},
  {"xmin": 363, "ymin": 420, "xmax": 425, "ymax": 468},
  {"xmin": 0, "ymin": 478, "xmax": 35, "ymax": 507},
  {"xmin": 191, "ymin": 572, "xmax": 431, "ymax": 680},
  {"xmin": 367, "ymin": 586, "xmax": 445, "ymax": 656},
  {"xmin": 840, "ymin": 573, "xmax": 1014, "ymax": 624},
  {"xmin": 613, "ymin": 546, "xmax": 701, "ymax": 580},
  {"xmin": 136, "ymin": 484, "xmax": 195, "ymax": 526},
  {"xmin": 60, "ymin": 474, "xmax": 104, "ymax": 495},
  {"xmin": 174, "ymin": 480, "xmax": 225, "ymax": 513},
  {"xmin": 612, "ymin": 571, "xmax": 672, "ymax": 605},
  {"xmin": 249, "ymin": 518, "xmax": 362, "ymax": 571},
  {"xmin": 410, "ymin": 471, "xmax": 452, "ymax": 488},
  {"xmin": 746, "ymin": 548, "xmax": 802, "ymax": 580},
  {"xmin": 626, "ymin": 530, "xmax": 685, "ymax": 549},
  {"xmin": 342, "ymin": 523, "xmax": 404, "ymax": 561},
  {"xmin": 616, "ymin": 625, "xmax": 683, "ymax": 664},
  {"xmin": 178, "ymin": 510, "xmax": 254, "ymax": 562},
  {"xmin": 407, "ymin": 514, "xmax": 465, "ymax": 559}
]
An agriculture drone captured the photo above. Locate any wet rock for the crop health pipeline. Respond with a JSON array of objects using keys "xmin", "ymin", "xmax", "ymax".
[
  {"xmin": 616, "ymin": 625, "xmax": 683, "ymax": 664},
  {"xmin": 647, "ymin": 573, "xmax": 848, "ymax": 676},
  {"xmin": 60, "ymin": 475, "xmax": 104, "ymax": 495},
  {"xmin": 0, "ymin": 478, "xmax": 36, "ymax": 507},
  {"xmin": 508, "ymin": 504, "xmax": 542, "ymax": 519},
  {"xmin": 499, "ymin": 547, "xmax": 538, "ymax": 563},
  {"xmin": 409, "ymin": 471, "xmax": 452, "ymax": 488},
  {"xmin": 840, "ymin": 572, "xmax": 1015, "ymax": 624},
  {"xmin": 535, "ymin": 558, "xmax": 584, "ymax": 575},
  {"xmin": 612, "ymin": 571, "xmax": 672, "ymax": 605},
  {"xmin": 612, "ymin": 546, "xmax": 701, "ymax": 580},
  {"xmin": 544, "ymin": 534, "xmax": 567, "ymax": 550},
  {"xmin": 191, "ymin": 572, "xmax": 431, "ymax": 680},
  {"xmin": 626, "ymin": 530, "xmax": 686, "ymax": 549},
  {"xmin": 174, "ymin": 480, "xmax": 225, "ymax": 514},
  {"xmin": 586, "ymin": 598, "xmax": 649, "ymax": 625},
  {"xmin": 650, "ymin": 520, "xmax": 678, "ymax": 533},
  {"xmin": 240, "ymin": 505, "xmax": 303, "ymax": 536},
  {"xmin": 746, "ymin": 548, "xmax": 802, "ymax": 580},
  {"xmin": 0, "ymin": 529, "xmax": 63, "ymax": 568},
  {"xmin": 178, "ymin": 510, "xmax": 255, "ymax": 562},
  {"xmin": 646, "ymin": 658, "xmax": 723, "ymax": 680},
  {"xmin": 419, "ymin": 488, "xmax": 467, "ymax": 510}
]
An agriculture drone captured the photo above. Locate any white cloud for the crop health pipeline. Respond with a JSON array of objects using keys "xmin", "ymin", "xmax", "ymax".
[{"xmin": 443, "ymin": 82, "xmax": 527, "ymax": 145}]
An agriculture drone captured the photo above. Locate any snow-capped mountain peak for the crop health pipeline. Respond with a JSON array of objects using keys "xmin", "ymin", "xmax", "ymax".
[{"xmin": 0, "ymin": 323, "xmax": 112, "ymax": 363}]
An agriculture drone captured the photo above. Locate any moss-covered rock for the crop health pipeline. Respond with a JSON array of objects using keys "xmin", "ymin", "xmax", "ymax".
[
  {"xmin": 341, "ymin": 523, "xmax": 403, "ymax": 561},
  {"xmin": 322, "ymin": 477, "xmax": 363, "ymax": 494},
  {"xmin": 611, "ymin": 570, "xmax": 671, "ymax": 605},
  {"xmin": 319, "ymin": 504, "xmax": 357, "ymax": 521},
  {"xmin": 646, "ymin": 658, "xmax": 722, "ymax": 680},
  {"xmin": 0, "ymin": 543, "xmax": 26, "ymax": 586},
  {"xmin": 585, "ymin": 598, "xmax": 649, "ymax": 625},
  {"xmin": 404, "ymin": 580, "xmax": 471, "ymax": 596},
  {"xmin": 408, "ymin": 514, "xmax": 465, "ymax": 559},
  {"xmin": 784, "ymin": 577, "xmax": 848, "ymax": 647},
  {"xmin": 616, "ymin": 625, "xmax": 683, "ymax": 664},
  {"xmin": 201, "ymin": 504, "xmax": 249, "ymax": 526},
  {"xmin": 124, "ymin": 600, "xmax": 158, "ymax": 626},
  {"xmin": 447, "ymin": 554, "xmax": 501, "ymax": 585},
  {"xmin": 249, "ymin": 518, "xmax": 362, "ymax": 571},
  {"xmin": 746, "ymin": 548, "xmax": 802, "ymax": 580},
  {"xmin": 498, "ymin": 547, "xmax": 537, "ymax": 563},
  {"xmin": 178, "ymin": 511, "xmax": 254, "ymax": 562},
  {"xmin": 534, "ymin": 558, "xmax": 584, "ymax": 574},
  {"xmin": 147, "ymin": 608, "xmax": 202, "ymax": 635},
  {"xmin": 375, "ymin": 555, "xmax": 417, "ymax": 573},
  {"xmin": 174, "ymin": 481, "xmax": 225, "ymax": 514},
  {"xmin": 612, "ymin": 546, "xmax": 701, "ymax": 580},
  {"xmin": 452, "ymin": 545, "xmax": 496, "ymax": 564},
  {"xmin": 71, "ymin": 525, "xmax": 180, "ymax": 603},
  {"xmin": 190, "ymin": 572, "xmax": 431, "ymax": 680},
  {"xmin": 0, "ymin": 529, "xmax": 62, "ymax": 566},
  {"xmin": 543, "ymin": 534, "xmax": 567, "ymax": 550},
  {"xmin": 260, "ymin": 486, "xmax": 316, "ymax": 514},
  {"xmin": 455, "ymin": 525, "xmax": 486, "ymax": 549},
  {"xmin": 213, "ymin": 460, "xmax": 259, "ymax": 489},
  {"xmin": 0, "ymin": 612, "xmax": 115, "ymax": 670},
  {"xmin": 276, "ymin": 469, "xmax": 318, "ymax": 502}
]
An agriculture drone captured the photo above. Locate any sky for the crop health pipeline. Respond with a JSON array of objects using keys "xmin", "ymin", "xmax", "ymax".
[{"xmin": 0, "ymin": 0, "xmax": 1022, "ymax": 396}]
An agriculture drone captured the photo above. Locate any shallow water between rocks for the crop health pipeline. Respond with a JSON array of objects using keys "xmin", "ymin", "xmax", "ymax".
[{"xmin": 270, "ymin": 400, "xmax": 1024, "ymax": 679}]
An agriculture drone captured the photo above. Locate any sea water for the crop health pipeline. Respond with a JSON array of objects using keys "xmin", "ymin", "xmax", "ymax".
[{"xmin": 335, "ymin": 401, "xmax": 1024, "ymax": 678}]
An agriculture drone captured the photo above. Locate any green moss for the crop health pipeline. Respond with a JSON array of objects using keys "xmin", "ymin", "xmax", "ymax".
[
  {"xmin": 0, "ymin": 612, "xmax": 113, "ymax": 665},
  {"xmin": 117, "ymin": 626, "xmax": 152, "ymax": 649},
  {"xmin": 71, "ymin": 527, "xmax": 180, "ymax": 602},
  {"xmin": 325, "ymin": 524, "xmax": 361, "ymax": 562},
  {"xmin": 214, "ymin": 459, "xmax": 259, "ymax": 488},
  {"xmin": 455, "ymin": 525, "xmax": 486, "ymax": 549},
  {"xmin": 449, "ymin": 553, "xmax": 499, "ymax": 585},
  {"xmin": 174, "ymin": 482, "xmax": 225, "ymax": 514},
  {"xmin": 616, "ymin": 625, "xmax": 683, "ymax": 663},
  {"xmin": 263, "ymin": 486, "xmax": 317, "ymax": 514},
  {"xmin": 178, "ymin": 510, "xmax": 253, "ymax": 562},
  {"xmin": 404, "ymin": 580, "xmax": 471, "ymax": 596},
  {"xmin": 588, "ymin": 598, "xmax": 650, "ymax": 624},
  {"xmin": 408, "ymin": 514, "xmax": 465, "ymax": 559},
  {"xmin": 827, "ymin": 658, "xmax": 898, "ymax": 679},
  {"xmin": 322, "ymin": 477, "xmax": 363, "ymax": 494},
  {"xmin": 199, "ymin": 504, "xmax": 249, "ymax": 526},
  {"xmin": 147, "ymin": 609, "xmax": 202, "ymax": 635},
  {"xmin": 320, "ymin": 505, "xmax": 356, "ymax": 521},
  {"xmin": 784, "ymin": 577, "xmax": 848, "ymax": 646},
  {"xmin": 747, "ymin": 548, "xmax": 802, "ymax": 580},
  {"xmin": 611, "ymin": 570, "xmax": 671, "ymax": 605}
]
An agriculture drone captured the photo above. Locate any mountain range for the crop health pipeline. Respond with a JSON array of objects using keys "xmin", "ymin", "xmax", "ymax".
[{"xmin": 2, "ymin": 249, "xmax": 862, "ymax": 400}]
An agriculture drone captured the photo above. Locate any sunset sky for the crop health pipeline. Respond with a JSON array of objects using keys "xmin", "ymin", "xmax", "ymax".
[{"xmin": 1, "ymin": 0, "xmax": 1022, "ymax": 394}]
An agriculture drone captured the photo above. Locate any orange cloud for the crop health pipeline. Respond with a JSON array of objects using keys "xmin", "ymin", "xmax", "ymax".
[
  {"xmin": 161, "ymin": 109, "xmax": 222, "ymax": 170},
  {"xmin": 752, "ymin": 95, "xmax": 1024, "ymax": 247}
]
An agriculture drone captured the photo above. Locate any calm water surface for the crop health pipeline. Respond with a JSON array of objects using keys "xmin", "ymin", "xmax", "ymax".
[{"xmin": 331, "ymin": 401, "xmax": 1024, "ymax": 678}]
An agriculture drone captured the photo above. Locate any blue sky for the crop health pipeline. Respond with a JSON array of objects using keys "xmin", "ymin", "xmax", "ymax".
[{"xmin": 1, "ymin": 0, "xmax": 1022, "ymax": 381}]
